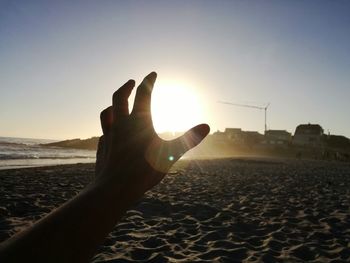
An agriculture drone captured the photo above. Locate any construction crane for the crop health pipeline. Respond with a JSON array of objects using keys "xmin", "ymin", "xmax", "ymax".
[{"xmin": 218, "ymin": 101, "xmax": 270, "ymax": 133}]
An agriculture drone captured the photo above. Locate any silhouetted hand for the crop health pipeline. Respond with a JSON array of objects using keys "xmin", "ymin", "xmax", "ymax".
[
  {"xmin": 95, "ymin": 72, "xmax": 209, "ymax": 198},
  {"xmin": 0, "ymin": 72, "xmax": 209, "ymax": 263}
]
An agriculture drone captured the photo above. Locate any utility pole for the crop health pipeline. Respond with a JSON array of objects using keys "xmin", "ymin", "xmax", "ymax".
[
  {"xmin": 264, "ymin": 103, "xmax": 270, "ymax": 133},
  {"xmin": 218, "ymin": 101, "xmax": 270, "ymax": 133}
]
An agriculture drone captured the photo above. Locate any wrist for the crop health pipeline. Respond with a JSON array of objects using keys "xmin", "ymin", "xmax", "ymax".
[{"xmin": 92, "ymin": 172, "xmax": 143, "ymax": 210}]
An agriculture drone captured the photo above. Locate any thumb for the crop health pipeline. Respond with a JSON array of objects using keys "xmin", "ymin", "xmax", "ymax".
[
  {"xmin": 144, "ymin": 124, "xmax": 210, "ymax": 173},
  {"xmin": 170, "ymin": 124, "xmax": 210, "ymax": 157}
]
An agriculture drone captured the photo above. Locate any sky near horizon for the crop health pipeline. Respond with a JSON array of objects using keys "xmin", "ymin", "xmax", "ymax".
[{"xmin": 1, "ymin": 0, "xmax": 349, "ymax": 140}]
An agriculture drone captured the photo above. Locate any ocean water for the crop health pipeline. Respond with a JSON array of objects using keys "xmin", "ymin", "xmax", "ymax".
[{"xmin": 0, "ymin": 137, "xmax": 96, "ymax": 170}]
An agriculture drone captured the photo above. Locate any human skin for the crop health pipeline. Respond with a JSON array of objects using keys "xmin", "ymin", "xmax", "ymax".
[{"xmin": 0, "ymin": 72, "xmax": 210, "ymax": 262}]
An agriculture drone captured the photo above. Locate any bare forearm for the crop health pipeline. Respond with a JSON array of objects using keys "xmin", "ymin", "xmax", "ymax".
[{"xmin": 0, "ymin": 179, "xmax": 136, "ymax": 263}]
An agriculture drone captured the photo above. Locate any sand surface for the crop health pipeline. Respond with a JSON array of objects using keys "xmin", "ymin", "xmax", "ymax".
[{"xmin": 1, "ymin": 158, "xmax": 350, "ymax": 262}]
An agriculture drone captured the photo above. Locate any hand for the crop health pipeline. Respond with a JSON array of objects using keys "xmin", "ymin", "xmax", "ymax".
[
  {"xmin": 0, "ymin": 72, "xmax": 209, "ymax": 263},
  {"xmin": 95, "ymin": 72, "xmax": 209, "ymax": 198}
]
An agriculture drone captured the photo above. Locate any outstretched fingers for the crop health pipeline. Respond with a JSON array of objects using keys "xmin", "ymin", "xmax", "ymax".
[
  {"xmin": 100, "ymin": 106, "xmax": 113, "ymax": 135},
  {"xmin": 96, "ymin": 106, "xmax": 113, "ymax": 178},
  {"xmin": 112, "ymin": 79, "xmax": 135, "ymax": 123},
  {"xmin": 132, "ymin": 72, "xmax": 157, "ymax": 119}
]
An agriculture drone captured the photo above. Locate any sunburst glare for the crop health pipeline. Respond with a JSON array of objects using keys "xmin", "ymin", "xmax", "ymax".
[{"xmin": 151, "ymin": 81, "xmax": 204, "ymax": 134}]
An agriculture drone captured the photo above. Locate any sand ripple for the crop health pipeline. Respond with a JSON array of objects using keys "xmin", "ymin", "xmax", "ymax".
[{"xmin": 1, "ymin": 159, "xmax": 350, "ymax": 262}]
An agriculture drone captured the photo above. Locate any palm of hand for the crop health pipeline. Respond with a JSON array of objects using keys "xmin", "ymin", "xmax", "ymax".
[{"xmin": 95, "ymin": 72, "xmax": 209, "ymax": 195}]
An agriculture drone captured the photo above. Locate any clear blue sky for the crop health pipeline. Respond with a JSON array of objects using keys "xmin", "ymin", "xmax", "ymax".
[{"xmin": 1, "ymin": 0, "xmax": 349, "ymax": 139}]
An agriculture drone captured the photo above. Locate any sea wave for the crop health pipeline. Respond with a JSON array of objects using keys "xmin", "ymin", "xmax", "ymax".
[
  {"xmin": 0, "ymin": 137, "xmax": 96, "ymax": 168},
  {"xmin": 0, "ymin": 154, "xmax": 94, "ymax": 160},
  {"xmin": 0, "ymin": 146, "xmax": 95, "ymax": 160}
]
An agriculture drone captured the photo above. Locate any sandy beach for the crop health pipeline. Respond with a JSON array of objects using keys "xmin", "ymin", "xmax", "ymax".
[{"xmin": 1, "ymin": 158, "xmax": 350, "ymax": 262}]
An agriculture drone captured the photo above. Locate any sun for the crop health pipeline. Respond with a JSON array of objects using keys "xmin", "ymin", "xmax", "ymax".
[{"xmin": 151, "ymin": 81, "xmax": 204, "ymax": 134}]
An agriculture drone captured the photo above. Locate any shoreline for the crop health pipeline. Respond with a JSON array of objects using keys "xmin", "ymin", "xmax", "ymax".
[
  {"xmin": 0, "ymin": 158, "xmax": 96, "ymax": 171},
  {"xmin": 1, "ymin": 153, "xmax": 348, "ymax": 172}
]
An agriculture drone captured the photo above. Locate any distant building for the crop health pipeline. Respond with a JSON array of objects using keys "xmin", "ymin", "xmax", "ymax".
[
  {"xmin": 212, "ymin": 128, "xmax": 264, "ymax": 145},
  {"xmin": 224, "ymin": 128, "xmax": 244, "ymax": 143},
  {"xmin": 264, "ymin": 130, "xmax": 292, "ymax": 145},
  {"xmin": 242, "ymin": 131, "xmax": 264, "ymax": 145},
  {"xmin": 212, "ymin": 130, "xmax": 228, "ymax": 143},
  {"xmin": 325, "ymin": 135, "xmax": 350, "ymax": 150},
  {"xmin": 293, "ymin": 124, "xmax": 324, "ymax": 146}
]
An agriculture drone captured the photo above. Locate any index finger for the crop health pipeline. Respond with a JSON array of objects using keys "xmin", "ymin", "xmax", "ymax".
[{"xmin": 131, "ymin": 72, "xmax": 157, "ymax": 117}]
